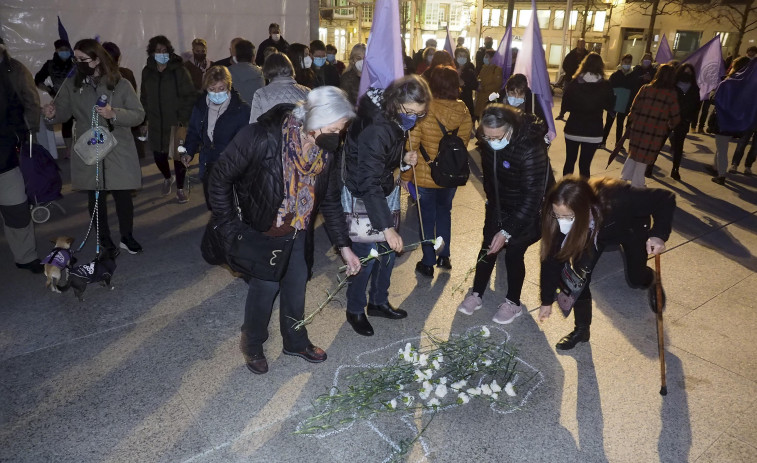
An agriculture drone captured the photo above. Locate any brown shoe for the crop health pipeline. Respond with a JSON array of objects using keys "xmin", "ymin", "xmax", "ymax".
[
  {"xmin": 282, "ymin": 344, "xmax": 327, "ymax": 363},
  {"xmin": 243, "ymin": 352, "xmax": 268, "ymax": 374}
]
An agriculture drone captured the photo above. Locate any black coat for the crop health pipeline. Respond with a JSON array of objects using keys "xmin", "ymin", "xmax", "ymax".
[
  {"xmin": 34, "ymin": 55, "xmax": 74, "ymax": 96},
  {"xmin": 675, "ymin": 83, "xmax": 702, "ymax": 128},
  {"xmin": 313, "ymin": 64, "xmax": 340, "ymax": 87},
  {"xmin": 563, "ymin": 76, "xmax": 614, "ymax": 138},
  {"xmin": 208, "ymin": 104, "xmax": 350, "ymax": 272},
  {"xmin": 255, "ymin": 37, "xmax": 290, "ymax": 66},
  {"xmin": 562, "ymin": 48, "xmax": 588, "ymax": 78},
  {"xmin": 540, "ymin": 183, "xmax": 676, "ymax": 305},
  {"xmin": 477, "ymin": 112, "xmax": 552, "ymax": 246},
  {"xmin": 0, "ymin": 73, "xmax": 25, "ymax": 173},
  {"xmin": 342, "ymin": 94, "xmax": 406, "ymax": 231},
  {"xmin": 609, "ymin": 68, "xmax": 638, "ymax": 114}
]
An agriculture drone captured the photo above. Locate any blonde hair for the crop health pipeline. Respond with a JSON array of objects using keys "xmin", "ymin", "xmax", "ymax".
[{"xmin": 202, "ymin": 65, "xmax": 232, "ymax": 91}]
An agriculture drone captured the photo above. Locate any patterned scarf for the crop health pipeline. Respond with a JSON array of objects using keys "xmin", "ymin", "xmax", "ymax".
[{"xmin": 276, "ymin": 114, "xmax": 328, "ymax": 230}]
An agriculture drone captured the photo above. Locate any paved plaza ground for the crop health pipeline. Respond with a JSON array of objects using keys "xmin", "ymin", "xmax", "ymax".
[{"xmin": 1, "ymin": 101, "xmax": 756, "ymax": 462}]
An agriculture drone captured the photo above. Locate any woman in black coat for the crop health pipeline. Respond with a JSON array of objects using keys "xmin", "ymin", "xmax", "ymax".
[
  {"xmin": 456, "ymin": 104, "xmax": 552, "ymax": 325},
  {"xmin": 669, "ymin": 63, "xmax": 701, "ymax": 181},
  {"xmin": 182, "ymin": 66, "xmax": 250, "ymax": 209},
  {"xmin": 341, "ymin": 75, "xmax": 431, "ymax": 337},
  {"xmin": 562, "ymin": 53, "xmax": 615, "ymax": 177},
  {"xmin": 538, "ymin": 176, "xmax": 675, "ymax": 350},
  {"xmin": 209, "ymin": 87, "xmax": 360, "ymax": 375}
]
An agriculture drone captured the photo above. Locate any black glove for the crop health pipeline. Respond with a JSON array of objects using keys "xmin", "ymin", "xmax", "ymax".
[{"xmin": 556, "ymin": 263, "xmax": 589, "ymax": 317}]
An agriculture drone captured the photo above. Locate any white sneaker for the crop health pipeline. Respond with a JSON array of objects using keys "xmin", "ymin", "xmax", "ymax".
[
  {"xmin": 162, "ymin": 176, "xmax": 175, "ymax": 196},
  {"xmin": 492, "ymin": 299, "xmax": 523, "ymax": 324},
  {"xmin": 457, "ymin": 292, "xmax": 482, "ymax": 315}
]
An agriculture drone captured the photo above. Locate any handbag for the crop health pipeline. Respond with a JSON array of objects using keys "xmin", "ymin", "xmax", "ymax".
[
  {"xmin": 169, "ymin": 124, "xmax": 188, "ymax": 161},
  {"xmin": 340, "ymin": 149, "xmax": 401, "ymax": 243},
  {"xmin": 74, "ymin": 126, "xmax": 118, "ymax": 165},
  {"xmin": 226, "ymin": 228, "xmax": 296, "ymax": 282}
]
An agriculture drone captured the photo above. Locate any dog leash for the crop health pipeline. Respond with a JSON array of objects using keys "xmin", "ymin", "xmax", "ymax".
[{"xmin": 76, "ymin": 103, "xmax": 104, "ymax": 255}]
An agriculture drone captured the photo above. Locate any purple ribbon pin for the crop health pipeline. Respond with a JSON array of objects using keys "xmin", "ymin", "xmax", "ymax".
[{"xmin": 502, "ymin": 160, "xmax": 510, "ymax": 168}]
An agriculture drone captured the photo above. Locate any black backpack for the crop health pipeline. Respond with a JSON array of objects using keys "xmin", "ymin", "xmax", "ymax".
[{"xmin": 418, "ymin": 118, "xmax": 470, "ymax": 188}]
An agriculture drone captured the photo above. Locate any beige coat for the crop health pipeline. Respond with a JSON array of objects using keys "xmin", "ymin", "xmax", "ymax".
[{"xmin": 474, "ymin": 64, "xmax": 503, "ymax": 118}]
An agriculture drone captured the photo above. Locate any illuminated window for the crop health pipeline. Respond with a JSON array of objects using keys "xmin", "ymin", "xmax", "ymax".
[
  {"xmin": 569, "ymin": 11, "xmax": 579, "ymax": 31},
  {"xmin": 536, "ymin": 10, "xmax": 551, "ymax": 30},
  {"xmin": 491, "ymin": 9, "xmax": 501, "ymax": 27},
  {"xmin": 593, "ymin": 11, "xmax": 606, "ymax": 32},
  {"xmin": 425, "ymin": 3, "xmax": 440, "ymax": 28},
  {"xmin": 554, "ymin": 10, "xmax": 564, "ymax": 29},
  {"xmin": 319, "ymin": 28, "xmax": 328, "ymax": 44},
  {"xmin": 363, "ymin": 5, "xmax": 373, "ymax": 24},
  {"xmin": 335, "ymin": 29, "xmax": 347, "ymax": 59},
  {"xmin": 482, "ymin": 8, "xmax": 490, "ymax": 27},
  {"xmin": 518, "ymin": 9, "xmax": 532, "ymax": 27}
]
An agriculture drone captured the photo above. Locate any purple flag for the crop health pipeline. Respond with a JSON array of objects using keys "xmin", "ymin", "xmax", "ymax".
[
  {"xmin": 683, "ymin": 35, "xmax": 726, "ymax": 101},
  {"xmin": 655, "ymin": 34, "xmax": 673, "ymax": 65},
  {"xmin": 57, "ymin": 15, "xmax": 69, "ymax": 43},
  {"xmin": 513, "ymin": 0, "xmax": 555, "ymax": 140},
  {"xmin": 358, "ymin": 0, "xmax": 403, "ymax": 99},
  {"xmin": 491, "ymin": 25, "xmax": 513, "ymax": 91},
  {"xmin": 714, "ymin": 58, "xmax": 757, "ymax": 133},
  {"xmin": 444, "ymin": 27, "xmax": 454, "ymax": 57}
]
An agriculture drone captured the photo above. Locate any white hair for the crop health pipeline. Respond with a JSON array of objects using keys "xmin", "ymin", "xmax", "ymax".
[{"xmin": 292, "ymin": 86, "xmax": 356, "ymax": 131}]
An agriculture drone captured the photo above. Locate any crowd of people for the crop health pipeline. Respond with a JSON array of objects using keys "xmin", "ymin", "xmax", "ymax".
[{"xmin": 1, "ymin": 27, "xmax": 755, "ymax": 375}]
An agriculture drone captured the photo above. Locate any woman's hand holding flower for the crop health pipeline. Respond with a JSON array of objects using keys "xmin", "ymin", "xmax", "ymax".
[{"xmin": 340, "ymin": 247, "xmax": 362, "ymax": 276}]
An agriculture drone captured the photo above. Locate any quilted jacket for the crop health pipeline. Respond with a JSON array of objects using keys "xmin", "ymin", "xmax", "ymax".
[
  {"xmin": 208, "ymin": 104, "xmax": 350, "ymax": 273},
  {"xmin": 402, "ymin": 98, "xmax": 472, "ymax": 188},
  {"xmin": 478, "ymin": 110, "xmax": 552, "ymax": 246},
  {"xmin": 249, "ymin": 76, "xmax": 310, "ymax": 123}
]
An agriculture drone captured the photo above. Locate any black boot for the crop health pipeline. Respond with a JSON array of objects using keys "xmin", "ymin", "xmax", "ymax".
[
  {"xmin": 647, "ymin": 282, "xmax": 666, "ymax": 313},
  {"xmin": 346, "ymin": 312, "xmax": 374, "ymax": 336},
  {"xmin": 556, "ymin": 326, "xmax": 590, "ymax": 350},
  {"xmin": 670, "ymin": 168, "xmax": 681, "ymax": 181},
  {"xmin": 644, "ymin": 163, "xmax": 654, "ymax": 178}
]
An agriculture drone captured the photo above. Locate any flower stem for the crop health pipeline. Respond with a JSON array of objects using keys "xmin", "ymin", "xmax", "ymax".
[{"xmin": 291, "ymin": 275, "xmax": 350, "ymax": 331}]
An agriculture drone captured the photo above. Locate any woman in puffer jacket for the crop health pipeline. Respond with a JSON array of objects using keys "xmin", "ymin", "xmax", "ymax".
[
  {"xmin": 402, "ymin": 66, "xmax": 472, "ymax": 278},
  {"xmin": 249, "ymin": 53, "xmax": 310, "ymax": 123}
]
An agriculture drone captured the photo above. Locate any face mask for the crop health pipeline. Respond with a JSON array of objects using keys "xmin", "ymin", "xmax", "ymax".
[
  {"xmin": 272, "ymin": 34, "xmax": 281, "ymax": 42},
  {"xmin": 398, "ymin": 113, "xmax": 417, "ymax": 131},
  {"xmin": 194, "ymin": 53, "xmax": 206, "ymax": 62},
  {"xmin": 456, "ymin": 57, "xmax": 467, "ymax": 66},
  {"xmin": 208, "ymin": 91, "xmax": 229, "ymax": 105},
  {"xmin": 303, "ymin": 56, "xmax": 313, "ymax": 69},
  {"xmin": 314, "ymin": 56, "xmax": 327, "ymax": 67},
  {"xmin": 483, "ymin": 57, "xmax": 490, "ymax": 65},
  {"xmin": 557, "ymin": 218, "xmax": 574, "ymax": 235},
  {"xmin": 677, "ymin": 82, "xmax": 692, "ymax": 93},
  {"xmin": 487, "ymin": 137, "xmax": 509, "ymax": 151},
  {"xmin": 57, "ymin": 50, "xmax": 71, "ymax": 60},
  {"xmin": 621, "ymin": 64, "xmax": 631, "ymax": 72},
  {"xmin": 154, "ymin": 53, "xmax": 170, "ymax": 64},
  {"xmin": 642, "ymin": 59, "xmax": 651, "ymax": 68},
  {"xmin": 355, "ymin": 59, "xmax": 364, "ymax": 73},
  {"xmin": 679, "ymin": 73, "xmax": 693, "ymax": 83},
  {"xmin": 315, "ymin": 132, "xmax": 341, "ymax": 152},
  {"xmin": 77, "ymin": 61, "xmax": 96, "ymax": 76},
  {"xmin": 507, "ymin": 96, "xmax": 525, "ymax": 107},
  {"xmin": 232, "ymin": 56, "xmax": 238, "ymax": 64},
  {"xmin": 327, "ymin": 54, "xmax": 336, "ymax": 63}
]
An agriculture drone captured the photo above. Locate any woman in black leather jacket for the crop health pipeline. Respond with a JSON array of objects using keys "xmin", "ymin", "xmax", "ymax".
[
  {"xmin": 208, "ymin": 86, "xmax": 361, "ymax": 375},
  {"xmin": 456, "ymin": 104, "xmax": 552, "ymax": 326},
  {"xmin": 538, "ymin": 176, "xmax": 675, "ymax": 350},
  {"xmin": 341, "ymin": 75, "xmax": 431, "ymax": 337}
]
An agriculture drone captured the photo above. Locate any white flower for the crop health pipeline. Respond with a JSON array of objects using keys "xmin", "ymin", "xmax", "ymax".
[
  {"xmin": 369, "ymin": 248, "xmax": 379, "ymax": 258},
  {"xmin": 403, "ymin": 352, "xmax": 413, "ymax": 362},
  {"xmin": 435, "ymin": 384, "xmax": 448, "ymax": 398},
  {"xmin": 439, "ymin": 377, "xmax": 448, "ymax": 385},
  {"xmin": 437, "ymin": 354, "xmax": 444, "ymax": 363},
  {"xmin": 177, "ymin": 145, "xmax": 187, "ymax": 154},
  {"xmin": 451, "ymin": 380, "xmax": 467, "ymax": 390},
  {"xmin": 424, "ymin": 368, "xmax": 434, "ymax": 379},
  {"xmin": 397, "ymin": 384, "xmax": 404, "ymax": 391},
  {"xmin": 481, "ymin": 384, "xmax": 493, "ymax": 396},
  {"xmin": 418, "ymin": 354, "xmax": 429, "ymax": 367},
  {"xmin": 505, "ymin": 382, "xmax": 516, "ymax": 397},
  {"xmin": 433, "ymin": 236, "xmax": 445, "ymax": 251},
  {"xmin": 419, "ymin": 389, "xmax": 431, "ymax": 400},
  {"xmin": 466, "ymin": 387, "xmax": 481, "ymax": 396},
  {"xmin": 489, "ymin": 92, "xmax": 500, "ymax": 102},
  {"xmin": 491, "ymin": 392, "xmax": 499, "ymax": 400},
  {"xmin": 427, "ymin": 398, "xmax": 441, "ymax": 407},
  {"xmin": 481, "ymin": 326, "xmax": 490, "ymax": 338},
  {"xmin": 457, "ymin": 392, "xmax": 470, "ymax": 404},
  {"xmin": 422, "ymin": 380, "xmax": 433, "ymax": 392},
  {"xmin": 432, "ymin": 359, "xmax": 441, "ymax": 370},
  {"xmin": 414, "ymin": 369, "xmax": 425, "ymax": 382},
  {"xmin": 388, "ymin": 399, "xmax": 397, "ymax": 409},
  {"xmin": 482, "ymin": 359, "xmax": 492, "ymax": 367},
  {"xmin": 490, "ymin": 380, "xmax": 502, "ymax": 393}
]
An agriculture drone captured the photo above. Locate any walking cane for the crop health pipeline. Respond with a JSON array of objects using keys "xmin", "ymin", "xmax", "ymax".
[
  {"xmin": 655, "ymin": 253, "xmax": 668, "ymax": 396},
  {"xmin": 411, "ymin": 164, "xmax": 426, "ymax": 241}
]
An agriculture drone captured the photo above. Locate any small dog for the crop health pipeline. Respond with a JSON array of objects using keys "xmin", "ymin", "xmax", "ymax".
[
  {"xmin": 42, "ymin": 237, "xmax": 76, "ymax": 293},
  {"xmin": 58, "ymin": 250, "xmax": 117, "ymax": 301}
]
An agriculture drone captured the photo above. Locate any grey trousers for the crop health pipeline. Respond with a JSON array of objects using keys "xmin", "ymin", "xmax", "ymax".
[{"xmin": 0, "ymin": 167, "xmax": 37, "ymax": 264}]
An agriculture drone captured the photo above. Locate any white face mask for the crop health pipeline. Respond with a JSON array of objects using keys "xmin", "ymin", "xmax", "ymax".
[
  {"xmin": 302, "ymin": 56, "xmax": 313, "ymax": 69},
  {"xmin": 355, "ymin": 59, "xmax": 364, "ymax": 73},
  {"xmin": 272, "ymin": 33, "xmax": 281, "ymax": 42},
  {"xmin": 557, "ymin": 218, "xmax": 574, "ymax": 235}
]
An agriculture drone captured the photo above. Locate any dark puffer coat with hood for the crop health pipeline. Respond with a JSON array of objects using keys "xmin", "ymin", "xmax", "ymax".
[
  {"xmin": 478, "ymin": 110, "xmax": 553, "ymax": 246},
  {"xmin": 341, "ymin": 92, "xmax": 407, "ymax": 232},
  {"xmin": 208, "ymin": 103, "xmax": 350, "ymax": 274}
]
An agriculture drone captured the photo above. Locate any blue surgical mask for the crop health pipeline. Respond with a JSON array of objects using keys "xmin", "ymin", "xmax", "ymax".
[
  {"xmin": 57, "ymin": 50, "xmax": 71, "ymax": 61},
  {"xmin": 208, "ymin": 91, "xmax": 229, "ymax": 105},
  {"xmin": 642, "ymin": 59, "xmax": 652, "ymax": 68},
  {"xmin": 483, "ymin": 57, "xmax": 490, "ymax": 65},
  {"xmin": 154, "ymin": 53, "xmax": 170, "ymax": 64},
  {"xmin": 327, "ymin": 54, "xmax": 336, "ymax": 63},
  {"xmin": 398, "ymin": 113, "xmax": 417, "ymax": 131},
  {"xmin": 488, "ymin": 137, "xmax": 509, "ymax": 151},
  {"xmin": 456, "ymin": 57, "xmax": 467, "ymax": 66},
  {"xmin": 314, "ymin": 56, "xmax": 327, "ymax": 67},
  {"xmin": 507, "ymin": 96, "xmax": 525, "ymax": 107},
  {"xmin": 621, "ymin": 64, "xmax": 631, "ymax": 72},
  {"xmin": 677, "ymin": 82, "xmax": 692, "ymax": 93}
]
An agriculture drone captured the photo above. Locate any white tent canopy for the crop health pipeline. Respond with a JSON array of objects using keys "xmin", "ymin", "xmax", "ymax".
[{"xmin": 1, "ymin": 0, "xmax": 312, "ymax": 87}]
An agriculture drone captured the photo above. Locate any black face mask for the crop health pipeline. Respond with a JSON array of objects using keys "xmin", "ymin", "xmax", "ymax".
[
  {"xmin": 679, "ymin": 74, "xmax": 693, "ymax": 83},
  {"xmin": 77, "ymin": 61, "xmax": 96, "ymax": 76},
  {"xmin": 315, "ymin": 133, "xmax": 341, "ymax": 152},
  {"xmin": 194, "ymin": 53, "xmax": 206, "ymax": 62}
]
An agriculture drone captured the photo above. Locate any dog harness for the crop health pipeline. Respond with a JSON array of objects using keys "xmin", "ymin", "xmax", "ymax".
[{"xmin": 41, "ymin": 248, "xmax": 73, "ymax": 269}]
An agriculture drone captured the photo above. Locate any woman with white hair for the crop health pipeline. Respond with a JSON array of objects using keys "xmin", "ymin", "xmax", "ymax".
[{"xmin": 210, "ymin": 86, "xmax": 361, "ymax": 375}]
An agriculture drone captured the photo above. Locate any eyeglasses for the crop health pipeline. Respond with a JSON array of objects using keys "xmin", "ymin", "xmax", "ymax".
[
  {"xmin": 481, "ymin": 126, "xmax": 513, "ymax": 142},
  {"xmin": 401, "ymin": 105, "xmax": 427, "ymax": 118},
  {"xmin": 74, "ymin": 57, "xmax": 93, "ymax": 63},
  {"xmin": 550, "ymin": 212, "xmax": 575, "ymax": 221}
]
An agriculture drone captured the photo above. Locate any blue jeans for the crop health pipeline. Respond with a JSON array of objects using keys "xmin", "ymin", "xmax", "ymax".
[
  {"xmin": 346, "ymin": 241, "xmax": 396, "ymax": 314},
  {"xmin": 417, "ymin": 186, "xmax": 456, "ymax": 266}
]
